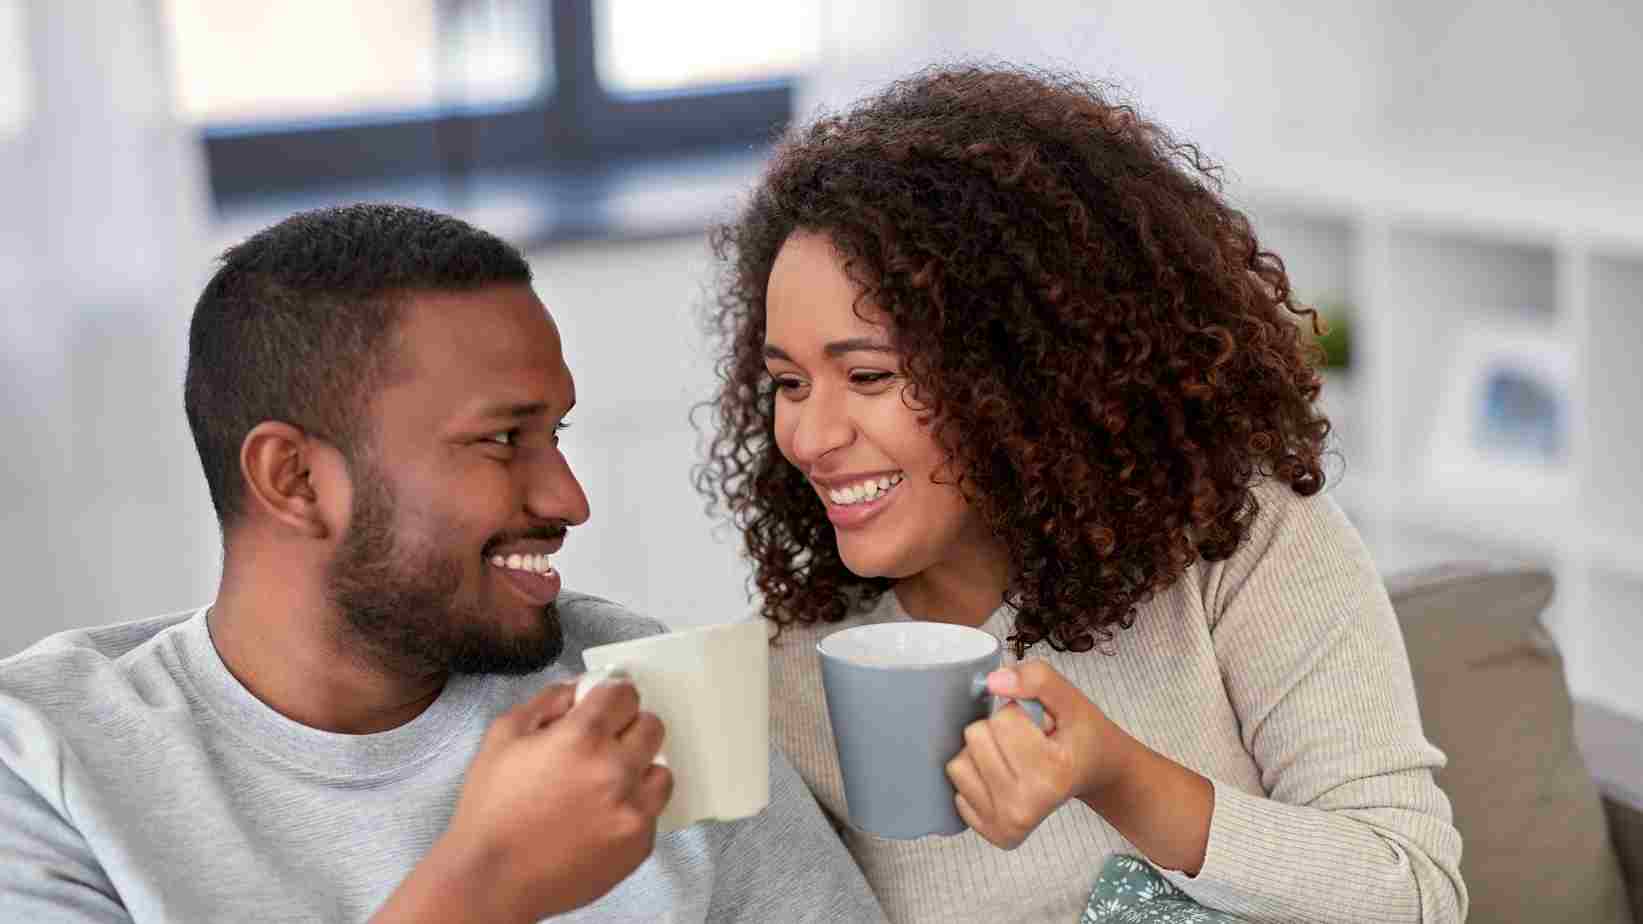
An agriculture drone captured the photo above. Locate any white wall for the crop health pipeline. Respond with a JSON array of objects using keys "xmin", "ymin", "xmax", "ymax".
[
  {"xmin": 806, "ymin": 0, "xmax": 1643, "ymax": 219},
  {"xmin": 530, "ymin": 235, "xmax": 755, "ymax": 629},
  {"xmin": 1, "ymin": 0, "xmax": 217, "ymax": 658}
]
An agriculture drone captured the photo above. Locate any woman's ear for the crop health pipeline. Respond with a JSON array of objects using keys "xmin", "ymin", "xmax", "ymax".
[{"xmin": 239, "ymin": 422, "xmax": 344, "ymax": 540}]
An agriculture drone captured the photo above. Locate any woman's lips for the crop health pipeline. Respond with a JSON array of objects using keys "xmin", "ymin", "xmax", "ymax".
[{"xmin": 823, "ymin": 479, "xmax": 901, "ymax": 529}]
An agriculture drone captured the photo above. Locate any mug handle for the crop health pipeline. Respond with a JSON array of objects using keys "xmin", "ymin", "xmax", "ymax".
[
  {"xmin": 970, "ymin": 673, "xmax": 1048, "ymax": 729},
  {"xmin": 1009, "ymin": 698, "xmax": 1048, "ymax": 729}
]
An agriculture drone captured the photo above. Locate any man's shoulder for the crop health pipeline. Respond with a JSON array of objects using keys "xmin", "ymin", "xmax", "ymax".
[
  {"xmin": 554, "ymin": 591, "xmax": 667, "ymax": 671},
  {"xmin": 1, "ymin": 611, "xmax": 200, "ymax": 790},
  {"xmin": 0, "ymin": 610, "xmax": 197, "ymax": 698}
]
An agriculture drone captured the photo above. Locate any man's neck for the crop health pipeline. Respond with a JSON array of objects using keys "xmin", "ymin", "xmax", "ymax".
[{"xmin": 209, "ymin": 567, "xmax": 447, "ymax": 735}]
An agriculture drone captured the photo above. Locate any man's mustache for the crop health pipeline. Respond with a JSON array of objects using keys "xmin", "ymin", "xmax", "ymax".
[{"xmin": 481, "ymin": 525, "xmax": 569, "ymax": 557}]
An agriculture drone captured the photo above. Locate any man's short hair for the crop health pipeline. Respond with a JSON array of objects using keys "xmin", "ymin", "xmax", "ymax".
[{"xmin": 184, "ymin": 203, "xmax": 533, "ymax": 528}]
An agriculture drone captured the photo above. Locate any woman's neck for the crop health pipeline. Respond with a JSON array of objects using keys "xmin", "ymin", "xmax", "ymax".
[{"xmin": 892, "ymin": 534, "xmax": 1012, "ymax": 628}]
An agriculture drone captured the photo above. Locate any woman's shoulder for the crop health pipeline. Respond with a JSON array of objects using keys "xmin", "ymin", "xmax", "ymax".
[
  {"xmin": 1182, "ymin": 478, "xmax": 1374, "ymax": 620},
  {"xmin": 767, "ymin": 592, "xmax": 895, "ymax": 664},
  {"xmin": 1219, "ymin": 477, "xmax": 1361, "ymax": 568}
]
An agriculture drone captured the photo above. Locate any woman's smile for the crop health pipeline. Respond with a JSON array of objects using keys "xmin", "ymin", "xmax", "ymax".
[{"xmin": 816, "ymin": 471, "xmax": 905, "ymax": 528}]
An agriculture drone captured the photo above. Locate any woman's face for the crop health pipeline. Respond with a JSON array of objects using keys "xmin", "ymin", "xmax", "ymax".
[{"xmin": 763, "ymin": 231, "xmax": 994, "ymax": 584}]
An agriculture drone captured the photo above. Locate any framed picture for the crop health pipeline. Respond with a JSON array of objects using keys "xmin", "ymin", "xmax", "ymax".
[{"xmin": 1426, "ymin": 320, "xmax": 1573, "ymax": 498}]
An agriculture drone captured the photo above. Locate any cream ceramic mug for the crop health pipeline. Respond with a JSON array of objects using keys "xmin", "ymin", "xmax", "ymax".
[{"xmin": 574, "ymin": 618, "xmax": 770, "ymax": 833}]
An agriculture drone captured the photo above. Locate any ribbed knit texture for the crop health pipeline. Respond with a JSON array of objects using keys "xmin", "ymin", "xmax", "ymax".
[{"xmin": 770, "ymin": 482, "xmax": 1467, "ymax": 923}]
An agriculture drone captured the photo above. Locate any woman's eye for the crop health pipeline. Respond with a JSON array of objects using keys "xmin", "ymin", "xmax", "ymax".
[
  {"xmin": 850, "ymin": 370, "xmax": 895, "ymax": 386},
  {"xmin": 770, "ymin": 375, "xmax": 807, "ymax": 393}
]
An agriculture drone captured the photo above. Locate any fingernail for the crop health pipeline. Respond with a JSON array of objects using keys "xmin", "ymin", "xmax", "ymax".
[
  {"xmin": 573, "ymin": 666, "xmax": 632, "ymax": 704},
  {"xmin": 988, "ymin": 668, "xmax": 1018, "ymax": 692}
]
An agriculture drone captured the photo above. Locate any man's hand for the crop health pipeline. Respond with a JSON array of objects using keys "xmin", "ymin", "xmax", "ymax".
[{"xmin": 374, "ymin": 677, "xmax": 673, "ymax": 923}]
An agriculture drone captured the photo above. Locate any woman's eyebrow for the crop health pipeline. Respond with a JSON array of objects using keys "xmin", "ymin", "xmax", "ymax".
[
  {"xmin": 762, "ymin": 339, "xmax": 895, "ymax": 361},
  {"xmin": 823, "ymin": 338, "xmax": 896, "ymax": 357}
]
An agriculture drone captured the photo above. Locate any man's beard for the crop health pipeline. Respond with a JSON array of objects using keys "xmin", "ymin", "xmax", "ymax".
[{"xmin": 325, "ymin": 464, "xmax": 563, "ymax": 677}]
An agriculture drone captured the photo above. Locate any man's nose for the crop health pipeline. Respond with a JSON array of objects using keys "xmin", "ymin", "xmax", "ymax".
[
  {"xmin": 788, "ymin": 386, "xmax": 854, "ymax": 466},
  {"xmin": 525, "ymin": 450, "xmax": 591, "ymax": 527}
]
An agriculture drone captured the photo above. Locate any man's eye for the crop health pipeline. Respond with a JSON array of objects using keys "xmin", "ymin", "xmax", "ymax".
[{"xmin": 484, "ymin": 429, "xmax": 519, "ymax": 447}]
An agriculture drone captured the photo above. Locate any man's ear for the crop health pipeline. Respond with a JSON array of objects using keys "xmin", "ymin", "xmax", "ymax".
[{"xmin": 239, "ymin": 422, "xmax": 348, "ymax": 540}]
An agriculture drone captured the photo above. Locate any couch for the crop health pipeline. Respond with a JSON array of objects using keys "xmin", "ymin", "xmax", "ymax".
[{"xmin": 1390, "ymin": 564, "xmax": 1642, "ymax": 924}]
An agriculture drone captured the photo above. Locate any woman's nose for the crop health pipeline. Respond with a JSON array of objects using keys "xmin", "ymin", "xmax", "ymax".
[{"xmin": 789, "ymin": 388, "xmax": 855, "ymax": 465}]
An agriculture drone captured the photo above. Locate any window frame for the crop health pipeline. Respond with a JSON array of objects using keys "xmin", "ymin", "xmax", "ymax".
[{"xmin": 200, "ymin": 0, "xmax": 793, "ymax": 210}]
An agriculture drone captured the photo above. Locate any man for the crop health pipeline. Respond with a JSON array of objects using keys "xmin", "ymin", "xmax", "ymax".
[{"xmin": 0, "ymin": 204, "xmax": 885, "ymax": 922}]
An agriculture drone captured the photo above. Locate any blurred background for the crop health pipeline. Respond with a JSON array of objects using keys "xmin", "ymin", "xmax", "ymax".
[{"xmin": 2, "ymin": 1, "xmax": 1641, "ymax": 722}]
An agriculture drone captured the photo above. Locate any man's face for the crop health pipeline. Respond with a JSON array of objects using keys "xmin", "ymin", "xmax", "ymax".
[{"xmin": 325, "ymin": 283, "xmax": 590, "ymax": 676}]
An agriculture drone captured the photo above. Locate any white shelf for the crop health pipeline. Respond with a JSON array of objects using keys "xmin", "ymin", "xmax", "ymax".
[
  {"xmin": 1244, "ymin": 191, "xmax": 1643, "ymax": 717},
  {"xmin": 1581, "ymin": 254, "xmax": 1643, "ymax": 536},
  {"xmin": 1584, "ymin": 529, "xmax": 1643, "ymax": 585},
  {"xmin": 1338, "ymin": 471, "xmax": 1570, "ymax": 563},
  {"xmin": 1564, "ymin": 572, "xmax": 1643, "ymax": 719}
]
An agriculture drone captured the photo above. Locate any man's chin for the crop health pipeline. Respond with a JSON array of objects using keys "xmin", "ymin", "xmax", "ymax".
[{"xmin": 447, "ymin": 604, "xmax": 564, "ymax": 675}]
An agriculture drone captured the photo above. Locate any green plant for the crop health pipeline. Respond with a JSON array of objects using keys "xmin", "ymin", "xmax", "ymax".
[{"xmin": 1313, "ymin": 301, "xmax": 1353, "ymax": 370}]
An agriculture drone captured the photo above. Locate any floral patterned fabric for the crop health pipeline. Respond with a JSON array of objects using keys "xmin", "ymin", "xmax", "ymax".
[{"xmin": 1080, "ymin": 855, "xmax": 1250, "ymax": 924}]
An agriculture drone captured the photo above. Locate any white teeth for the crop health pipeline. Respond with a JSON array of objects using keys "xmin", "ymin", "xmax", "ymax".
[
  {"xmin": 828, "ymin": 473, "xmax": 904, "ymax": 506},
  {"xmin": 492, "ymin": 552, "xmax": 554, "ymax": 575}
]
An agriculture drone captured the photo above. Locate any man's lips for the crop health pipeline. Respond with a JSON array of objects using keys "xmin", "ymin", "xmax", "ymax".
[
  {"xmin": 489, "ymin": 552, "xmax": 561, "ymax": 607},
  {"xmin": 486, "ymin": 532, "xmax": 566, "ymax": 607}
]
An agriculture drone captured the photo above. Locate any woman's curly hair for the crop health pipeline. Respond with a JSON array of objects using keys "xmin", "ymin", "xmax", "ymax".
[{"xmin": 697, "ymin": 64, "xmax": 1331, "ymax": 655}]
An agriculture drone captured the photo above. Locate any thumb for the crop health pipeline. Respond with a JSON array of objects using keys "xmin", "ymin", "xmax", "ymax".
[
  {"xmin": 517, "ymin": 681, "xmax": 579, "ymax": 733},
  {"xmin": 988, "ymin": 661, "xmax": 1088, "ymax": 728}
]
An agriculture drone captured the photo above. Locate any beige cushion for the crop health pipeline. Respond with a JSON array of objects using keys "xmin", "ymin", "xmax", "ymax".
[{"xmin": 1389, "ymin": 564, "xmax": 1633, "ymax": 924}]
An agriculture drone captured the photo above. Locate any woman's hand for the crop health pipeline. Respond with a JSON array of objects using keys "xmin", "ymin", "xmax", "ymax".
[
  {"xmin": 945, "ymin": 661, "xmax": 1132, "ymax": 849},
  {"xmin": 946, "ymin": 661, "xmax": 1215, "ymax": 873}
]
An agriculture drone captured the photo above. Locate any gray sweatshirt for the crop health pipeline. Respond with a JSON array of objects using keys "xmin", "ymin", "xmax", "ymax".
[{"xmin": 0, "ymin": 592, "xmax": 886, "ymax": 923}]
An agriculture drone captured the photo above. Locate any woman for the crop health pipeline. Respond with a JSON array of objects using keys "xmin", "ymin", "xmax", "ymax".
[{"xmin": 698, "ymin": 65, "xmax": 1464, "ymax": 923}]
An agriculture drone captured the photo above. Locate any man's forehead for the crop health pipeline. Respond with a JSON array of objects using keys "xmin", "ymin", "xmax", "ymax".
[
  {"xmin": 396, "ymin": 284, "xmax": 556, "ymax": 352},
  {"xmin": 389, "ymin": 284, "xmax": 573, "ymax": 405}
]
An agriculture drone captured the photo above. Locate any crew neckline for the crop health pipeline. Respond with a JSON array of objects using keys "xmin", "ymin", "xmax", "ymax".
[
  {"xmin": 881, "ymin": 589, "xmax": 1017, "ymax": 644},
  {"xmin": 169, "ymin": 607, "xmax": 490, "ymax": 779}
]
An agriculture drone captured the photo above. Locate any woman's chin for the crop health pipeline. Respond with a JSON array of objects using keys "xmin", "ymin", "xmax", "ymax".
[{"xmin": 837, "ymin": 543, "xmax": 917, "ymax": 581}]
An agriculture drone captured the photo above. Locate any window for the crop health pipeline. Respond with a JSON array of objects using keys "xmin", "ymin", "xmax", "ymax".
[
  {"xmin": 166, "ymin": 0, "xmax": 548, "ymax": 125},
  {"xmin": 596, "ymin": 0, "xmax": 818, "ymax": 94},
  {"xmin": 162, "ymin": 0, "xmax": 796, "ymax": 224},
  {"xmin": 0, "ymin": 0, "xmax": 30, "ymax": 137}
]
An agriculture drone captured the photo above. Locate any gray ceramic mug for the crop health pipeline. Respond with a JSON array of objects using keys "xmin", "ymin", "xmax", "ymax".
[{"xmin": 817, "ymin": 622, "xmax": 1044, "ymax": 839}]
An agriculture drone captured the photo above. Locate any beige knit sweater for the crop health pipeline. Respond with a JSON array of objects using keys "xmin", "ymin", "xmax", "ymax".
[{"xmin": 769, "ymin": 481, "xmax": 1466, "ymax": 923}]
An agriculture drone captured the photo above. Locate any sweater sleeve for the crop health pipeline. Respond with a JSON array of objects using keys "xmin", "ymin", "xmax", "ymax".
[
  {"xmin": 0, "ymin": 706, "xmax": 132, "ymax": 923},
  {"xmin": 703, "ymin": 745, "xmax": 888, "ymax": 923},
  {"xmin": 1160, "ymin": 486, "xmax": 1467, "ymax": 924}
]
